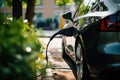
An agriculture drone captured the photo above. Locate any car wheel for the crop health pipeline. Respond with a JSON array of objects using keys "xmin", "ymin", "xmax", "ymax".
[
  {"xmin": 75, "ymin": 36, "xmax": 90, "ymax": 80},
  {"xmin": 75, "ymin": 38, "xmax": 83, "ymax": 80}
]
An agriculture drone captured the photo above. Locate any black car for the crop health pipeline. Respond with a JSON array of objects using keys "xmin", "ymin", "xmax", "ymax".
[
  {"xmin": 59, "ymin": 0, "xmax": 120, "ymax": 80},
  {"xmin": 45, "ymin": 0, "xmax": 120, "ymax": 80}
]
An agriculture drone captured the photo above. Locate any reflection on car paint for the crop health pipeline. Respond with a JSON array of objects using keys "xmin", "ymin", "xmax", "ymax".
[{"xmin": 103, "ymin": 43, "xmax": 120, "ymax": 54}]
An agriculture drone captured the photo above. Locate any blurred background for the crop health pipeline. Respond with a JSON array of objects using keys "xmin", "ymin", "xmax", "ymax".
[
  {"xmin": 0, "ymin": 0, "xmax": 96, "ymax": 30},
  {"xmin": 0, "ymin": 0, "xmax": 96, "ymax": 80}
]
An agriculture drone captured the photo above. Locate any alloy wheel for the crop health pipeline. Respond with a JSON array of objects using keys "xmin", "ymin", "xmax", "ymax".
[{"xmin": 75, "ymin": 41, "xmax": 83, "ymax": 80}]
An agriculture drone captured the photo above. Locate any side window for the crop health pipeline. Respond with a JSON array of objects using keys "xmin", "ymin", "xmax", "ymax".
[
  {"xmin": 90, "ymin": 2, "xmax": 108, "ymax": 12},
  {"xmin": 99, "ymin": 2, "xmax": 108, "ymax": 11}
]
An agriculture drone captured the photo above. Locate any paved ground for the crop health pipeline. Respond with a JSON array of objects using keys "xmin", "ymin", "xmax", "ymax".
[
  {"xmin": 36, "ymin": 29, "xmax": 61, "ymax": 38},
  {"xmin": 38, "ymin": 37, "xmax": 75, "ymax": 80},
  {"xmin": 37, "ymin": 30, "xmax": 76, "ymax": 80}
]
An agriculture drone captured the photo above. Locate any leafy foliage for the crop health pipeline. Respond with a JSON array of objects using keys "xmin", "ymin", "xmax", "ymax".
[
  {"xmin": 55, "ymin": 0, "xmax": 83, "ymax": 6},
  {"xmin": 74, "ymin": 0, "xmax": 83, "ymax": 5},
  {"xmin": 0, "ymin": 14, "xmax": 44, "ymax": 80},
  {"xmin": 2, "ymin": 0, "xmax": 26, "ymax": 7},
  {"xmin": 35, "ymin": 0, "xmax": 42, "ymax": 6},
  {"xmin": 4, "ymin": 0, "xmax": 12, "ymax": 7},
  {"xmin": 56, "ymin": 0, "xmax": 73, "ymax": 6}
]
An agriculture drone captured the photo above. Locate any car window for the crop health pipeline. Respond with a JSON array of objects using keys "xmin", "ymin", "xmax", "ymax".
[{"xmin": 90, "ymin": 1, "xmax": 108, "ymax": 12}]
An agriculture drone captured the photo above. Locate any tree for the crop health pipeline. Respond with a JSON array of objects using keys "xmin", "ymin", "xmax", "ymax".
[
  {"xmin": 3, "ymin": 0, "xmax": 36, "ymax": 25},
  {"xmin": 74, "ymin": 0, "xmax": 83, "ymax": 5},
  {"xmin": 56, "ymin": 0, "xmax": 73, "ymax": 10},
  {"xmin": 56, "ymin": 0, "xmax": 83, "ymax": 6},
  {"xmin": 12, "ymin": 0, "xmax": 23, "ymax": 19},
  {"xmin": 25, "ymin": 0, "xmax": 36, "ymax": 26},
  {"xmin": 3, "ymin": 0, "xmax": 23, "ymax": 19},
  {"xmin": 56, "ymin": 0, "xmax": 73, "ymax": 6}
]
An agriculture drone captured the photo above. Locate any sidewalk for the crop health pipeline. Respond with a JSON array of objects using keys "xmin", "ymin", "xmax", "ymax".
[
  {"xmin": 37, "ymin": 36, "xmax": 76, "ymax": 80},
  {"xmin": 39, "ymin": 49, "xmax": 75, "ymax": 80},
  {"xmin": 36, "ymin": 29, "xmax": 61, "ymax": 38}
]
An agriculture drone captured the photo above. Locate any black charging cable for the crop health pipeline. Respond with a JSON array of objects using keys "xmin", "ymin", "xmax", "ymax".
[{"xmin": 45, "ymin": 27, "xmax": 80, "ymax": 68}]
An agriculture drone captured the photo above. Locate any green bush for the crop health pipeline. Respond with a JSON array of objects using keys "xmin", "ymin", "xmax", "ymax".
[{"xmin": 0, "ymin": 14, "xmax": 44, "ymax": 80}]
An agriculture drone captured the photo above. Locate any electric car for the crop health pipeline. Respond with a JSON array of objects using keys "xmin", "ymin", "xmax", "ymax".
[{"xmin": 61, "ymin": 0, "xmax": 120, "ymax": 80}]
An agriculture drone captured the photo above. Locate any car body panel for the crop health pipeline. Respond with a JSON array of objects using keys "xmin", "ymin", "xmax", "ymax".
[
  {"xmin": 80, "ymin": 11, "xmax": 120, "ymax": 69},
  {"xmin": 61, "ymin": 0, "xmax": 120, "ymax": 79},
  {"xmin": 62, "ymin": 10, "xmax": 120, "ymax": 79}
]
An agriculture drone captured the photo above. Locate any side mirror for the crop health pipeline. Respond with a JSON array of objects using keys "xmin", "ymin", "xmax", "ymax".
[{"xmin": 62, "ymin": 12, "xmax": 73, "ymax": 22}]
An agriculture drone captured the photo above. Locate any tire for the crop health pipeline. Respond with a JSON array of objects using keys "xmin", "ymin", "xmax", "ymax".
[{"xmin": 75, "ymin": 36, "xmax": 90, "ymax": 80}]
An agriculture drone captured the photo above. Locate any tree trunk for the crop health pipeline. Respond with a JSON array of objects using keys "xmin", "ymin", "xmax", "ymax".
[
  {"xmin": 25, "ymin": 0, "xmax": 36, "ymax": 26},
  {"xmin": 12, "ymin": 0, "xmax": 22, "ymax": 19}
]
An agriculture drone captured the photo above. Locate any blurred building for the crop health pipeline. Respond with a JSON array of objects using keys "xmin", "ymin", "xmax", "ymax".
[{"xmin": 0, "ymin": 0, "xmax": 71, "ymax": 20}]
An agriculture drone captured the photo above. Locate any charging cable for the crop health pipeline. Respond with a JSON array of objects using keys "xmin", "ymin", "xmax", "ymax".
[{"xmin": 45, "ymin": 27, "xmax": 80, "ymax": 68}]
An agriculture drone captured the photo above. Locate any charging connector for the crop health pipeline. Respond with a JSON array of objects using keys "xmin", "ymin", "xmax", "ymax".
[{"xmin": 45, "ymin": 27, "xmax": 80, "ymax": 68}]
